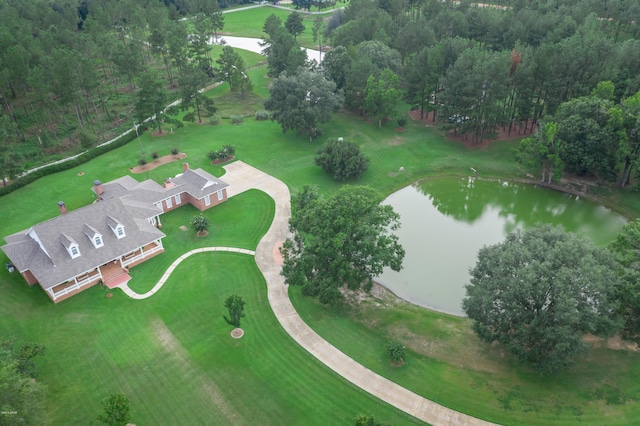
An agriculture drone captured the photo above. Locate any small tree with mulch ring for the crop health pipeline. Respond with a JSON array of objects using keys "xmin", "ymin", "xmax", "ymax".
[
  {"xmin": 386, "ymin": 341, "xmax": 406, "ymax": 366},
  {"xmin": 224, "ymin": 294, "xmax": 246, "ymax": 329},
  {"xmin": 190, "ymin": 215, "xmax": 209, "ymax": 237},
  {"xmin": 97, "ymin": 392, "xmax": 131, "ymax": 426}
]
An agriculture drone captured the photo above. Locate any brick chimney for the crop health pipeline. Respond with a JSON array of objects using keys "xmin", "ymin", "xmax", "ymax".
[
  {"xmin": 93, "ymin": 180, "xmax": 104, "ymax": 200},
  {"xmin": 58, "ymin": 201, "xmax": 67, "ymax": 215},
  {"xmin": 183, "ymin": 162, "xmax": 189, "ymax": 172}
]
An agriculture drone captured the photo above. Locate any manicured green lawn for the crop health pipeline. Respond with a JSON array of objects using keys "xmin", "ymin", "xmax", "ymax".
[
  {"xmin": 222, "ymin": 7, "xmax": 291, "ymax": 39},
  {"xmin": 220, "ymin": 5, "xmax": 343, "ymax": 49},
  {"xmin": 128, "ymin": 190, "xmax": 275, "ymax": 294}
]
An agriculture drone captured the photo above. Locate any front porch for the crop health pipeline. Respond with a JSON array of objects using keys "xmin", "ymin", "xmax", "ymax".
[
  {"xmin": 121, "ymin": 241, "xmax": 164, "ymax": 268},
  {"xmin": 48, "ymin": 269, "xmax": 102, "ymax": 302},
  {"xmin": 46, "ymin": 240, "xmax": 164, "ymax": 302}
]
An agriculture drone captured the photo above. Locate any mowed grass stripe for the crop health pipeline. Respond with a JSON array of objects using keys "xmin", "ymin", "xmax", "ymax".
[{"xmin": 140, "ymin": 253, "xmax": 423, "ymax": 425}]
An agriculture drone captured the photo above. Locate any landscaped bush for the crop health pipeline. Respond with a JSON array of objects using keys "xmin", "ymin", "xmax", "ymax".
[
  {"xmin": 138, "ymin": 158, "xmax": 147, "ymax": 167},
  {"xmin": 190, "ymin": 214, "xmax": 209, "ymax": 236},
  {"xmin": 397, "ymin": 116, "xmax": 407, "ymax": 127},
  {"xmin": 386, "ymin": 341, "xmax": 406, "ymax": 366},
  {"xmin": 207, "ymin": 145, "xmax": 236, "ymax": 162},
  {"xmin": 171, "ymin": 148, "xmax": 179, "ymax": 156},
  {"xmin": 255, "ymin": 110, "xmax": 269, "ymax": 121},
  {"xmin": 314, "ymin": 138, "xmax": 369, "ymax": 181},
  {"xmin": 152, "ymin": 151, "xmax": 159, "ymax": 160},
  {"xmin": 209, "ymin": 115, "xmax": 221, "ymax": 125},
  {"xmin": 231, "ymin": 115, "xmax": 244, "ymax": 125}
]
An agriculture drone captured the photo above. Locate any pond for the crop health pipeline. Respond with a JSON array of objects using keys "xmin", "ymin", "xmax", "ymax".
[{"xmin": 375, "ymin": 177, "xmax": 627, "ymax": 316}]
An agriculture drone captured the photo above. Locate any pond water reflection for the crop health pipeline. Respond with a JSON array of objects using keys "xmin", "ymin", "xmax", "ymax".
[{"xmin": 375, "ymin": 177, "xmax": 627, "ymax": 316}]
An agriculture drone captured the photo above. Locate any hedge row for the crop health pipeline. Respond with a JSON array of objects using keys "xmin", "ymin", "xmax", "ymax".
[{"xmin": 0, "ymin": 125, "xmax": 147, "ymax": 197}]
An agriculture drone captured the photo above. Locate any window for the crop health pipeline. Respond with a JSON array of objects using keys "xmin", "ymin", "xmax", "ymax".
[
  {"xmin": 175, "ymin": 194, "xmax": 181, "ymax": 205},
  {"xmin": 69, "ymin": 244, "xmax": 81, "ymax": 259},
  {"xmin": 94, "ymin": 235, "xmax": 103, "ymax": 248},
  {"xmin": 217, "ymin": 190, "xmax": 223, "ymax": 201},
  {"xmin": 116, "ymin": 226, "xmax": 125, "ymax": 238},
  {"xmin": 166, "ymin": 197, "xmax": 172, "ymax": 209},
  {"xmin": 204, "ymin": 195, "xmax": 211, "ymax": 206}
]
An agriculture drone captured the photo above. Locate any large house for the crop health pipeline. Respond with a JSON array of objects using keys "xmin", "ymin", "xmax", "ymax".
[{"xmin": 2, "ymin": 163, "xmax": 229, "ymax": 303}]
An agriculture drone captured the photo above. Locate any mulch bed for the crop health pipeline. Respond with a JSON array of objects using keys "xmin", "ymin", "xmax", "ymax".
[
  {"xmin": 211, "ymin": 155, "xmax": 235, "ymax": 165},
  {"xmin": 129, "ymin": 152, "xmax": 187, "ymax": 174}
]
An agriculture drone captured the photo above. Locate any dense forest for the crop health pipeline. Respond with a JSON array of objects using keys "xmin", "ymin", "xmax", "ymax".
[
  {"xmin": 1, "ymin": 0, "xmax": 640, "ymax": 183},
  {"xmin": 0, "ymin": 0, "xmax": 225, "ymax": 179},
  {"xmin": 320, "ymin": 0, "xmax": 640, "ymax": 135}
]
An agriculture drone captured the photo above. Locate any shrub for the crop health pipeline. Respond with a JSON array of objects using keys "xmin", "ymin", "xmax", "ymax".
[
  {"xmin": 152, "ymin": 151, "xmax": 159, "ymax": 160},
  {"xmin": 221, "ymin": 144, "xmax": 235, "ymax": 157},
  {"xmin": 207, "ymin": 145, "xmax": 236, "ymax": 162},
  {"xmin": 171, "ymin": 148, "xmax": 179, "ymax": 156},
  {"xmin": 231, "ymin": 115, "xmax": 244, "ymax": 125},
  {"xmin": 190, "ymin": 214, "xmax": 209, "ymax": 234},
  {"xmin": 78, "ymin": 130, "xmax": 97, "ymax": 148},
  {"xmin": 386, "ymin": 341, "xmax": 406, "ymax": 365},
  {"xmin": 209, "ymin": 115, "xmax": 221, "ymax": 125},
  {"xmin": 255, "ymin": 110, "xmax": 269, "ymax": 121},
  {"xmin": 314, "ymin": 138, "xmax": 369, "ymax": 181},
  {"xmin": 397, "ymin": 116, "xmax": 407, "ymax": 127},
  {"xmin": 138, "ymin": 158, "xmax": 147, "ymax": 166},
  {"xmin": 310, "ymin": 127, "xmax": 322, "ymax": 140}
]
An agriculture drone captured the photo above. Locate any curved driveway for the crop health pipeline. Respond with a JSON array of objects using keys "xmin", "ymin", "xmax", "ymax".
[
  {"xmin": 122, "ymin": 161, "xmax": 498, "ymax": 426},
  {"xmin": 221, "ymin": 161, "xmax": 497, "ymax": 426}
]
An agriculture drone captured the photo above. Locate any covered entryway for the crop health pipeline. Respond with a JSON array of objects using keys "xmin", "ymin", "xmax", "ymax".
[{"xmin": 100, "ymin": 261, "xmax": 131, "ymax": 289}]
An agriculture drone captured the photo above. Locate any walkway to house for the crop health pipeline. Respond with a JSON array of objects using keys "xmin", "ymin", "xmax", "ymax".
[
  {"xmin": 117, "ymin": 161, "xmax": 498, "ymax": 426},
  {"xmin": 117, "ymin": 247, "xmax": 255, "ymax": 299}
]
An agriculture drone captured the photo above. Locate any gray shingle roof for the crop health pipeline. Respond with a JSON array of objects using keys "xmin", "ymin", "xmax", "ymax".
[
  {"xmin": 98, "ymin": 168, "xmax": 228, "ymax": 204},
  {"xmin": 170, "ymin": 168, "xmax": 229, "ymax": 200},
  {"xmin": 2, "ymin": 198, "xmax": 164, "ymax": 290}
]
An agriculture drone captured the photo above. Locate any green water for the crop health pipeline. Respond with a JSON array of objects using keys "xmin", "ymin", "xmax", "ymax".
[{"xmin": 376, "ymin": 177, "xmax": 627, "ymax": 316}]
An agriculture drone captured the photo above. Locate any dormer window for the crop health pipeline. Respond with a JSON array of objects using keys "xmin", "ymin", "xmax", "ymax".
[
  {"xmin": 60, "ymin": 233, "xmax": 81, "ymax": 259},
  {"xmin": 107, "ymin": 215, "xmax": 126, "ymax": 239},
  {"xmin": 84, "ymin": 224, "xmax": 103, "ymax": 248}
]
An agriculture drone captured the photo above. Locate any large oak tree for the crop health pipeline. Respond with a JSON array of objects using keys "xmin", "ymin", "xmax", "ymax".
[
  {"xmin": 608, "ymin": 219, "xmax": 640, "ymax": 344},
  {"xmin": 264, "ymin": 68, "xmax": 343, "ymax": 139},
  {"xmin": 281, "ymin": 185, "xmax": 405, "ymax": 305},
  {"xmin": 463, "ymin": 225, "xmax": 621, "ymax": 373}
]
